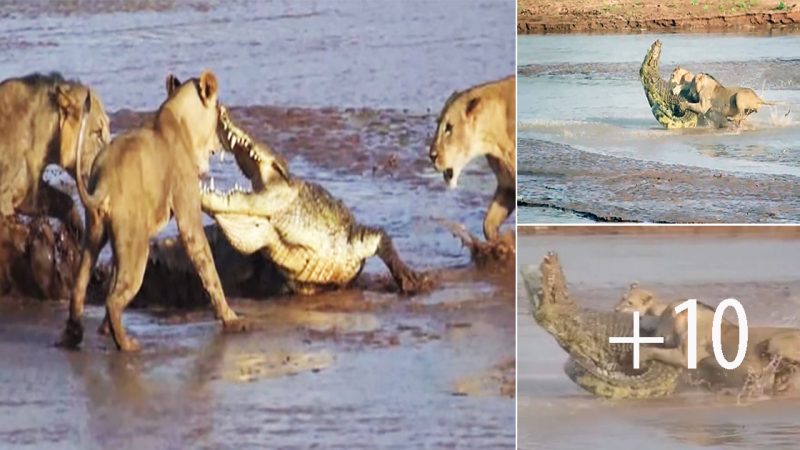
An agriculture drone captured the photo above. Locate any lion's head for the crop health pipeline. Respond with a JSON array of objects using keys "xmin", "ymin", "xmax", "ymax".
[
  {"xmin": 55, "ymin": 83, "xmax": 110, "ymax": 177},
  {"xmin": 669, "ymin": 66, "xmax": 693, "ymax": 96},
  {"xmin": 614, "ymin": 282, "xmax": 658, "ymax": 314},
  {"xmin": 162, "ymin": 70, "xmax": 221, "ymax": 176},
  {"xmin": 429, "ymin": 89, "xmax": 489, "ymax": 189}
]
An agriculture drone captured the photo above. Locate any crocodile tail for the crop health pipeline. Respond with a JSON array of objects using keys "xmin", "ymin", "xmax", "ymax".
[{"xmin": 74, "ymin": 92, "xmax": 105, "ymax": 213}]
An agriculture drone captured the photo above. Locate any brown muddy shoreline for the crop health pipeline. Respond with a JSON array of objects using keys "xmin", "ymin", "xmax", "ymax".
[
  {"xmin": 518, "ymin": 138, "xmax": 800, "ymax": 223},
  {"xmin": 518, "ymin": 225, "xmax": 800, "ymax": 237},
  {"xmin": 518, "ymin": 0, "xmax": 800, "ymax": 34}
]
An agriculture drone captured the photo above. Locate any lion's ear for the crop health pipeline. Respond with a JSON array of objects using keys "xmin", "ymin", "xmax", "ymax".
[
  {"xmin": 198, "ymin": 70, "xmax": 218, "ymax": 105},
  {"xmin": 82, "ymin": 89, "xmax": 92, "ymax": 115},
  {"xmin": 82, "ymin": 91, "xmax": 92, "ymax": 115},
  {"xmin": 465, "ymin": 97, "xmax": 481, "ymax": 117},
  {"xmin": 166, "ymin": 74, "xmax": 181, "ymax": 97}
]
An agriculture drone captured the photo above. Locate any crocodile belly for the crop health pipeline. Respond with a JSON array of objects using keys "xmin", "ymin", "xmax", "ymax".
[
  {"xmin": 215, "ymin": 214, "xmax": 277, "ymax": 255},
  {"xmin": 564, "ymin": 357, "xmax": 680, "ymax": 399},
  {"xmin": 555, "ymin": 309, "xmax": 682, "ymax": 399},
  {"xmin": 266, "ymin": 240, "xmax": 365, "ymax": 288}
]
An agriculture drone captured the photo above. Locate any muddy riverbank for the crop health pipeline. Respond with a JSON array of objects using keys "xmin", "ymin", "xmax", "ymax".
[
  {"xmin": 518, "ymin": 138, "xmax": 800, "ymax": 223},
  {"xmin": 518, "ymin": 229, "xmax": 800, "ymax": 449},
  {"xmin": 1, "ymin": 264, "xmax": 514, "ymax": 448},
  {"xmin": 518, "ymin": 0, "xmax": 800, "ymax": 33}
]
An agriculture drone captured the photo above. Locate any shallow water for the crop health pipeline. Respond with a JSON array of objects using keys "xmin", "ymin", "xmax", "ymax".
[
  {"xmin": 2, "ymin": 0, "xmax": 513, "ymax": 111},
  {"xmin": 0, "ymin": 1, "xmax": 515, "ymax": 448},
  {"xmin": 517, "ymin": 33, "xmax": 800, "ymax": 223},
  {"xmin": 517, "ymin": 204, "xmax": 594, "ymax": 224},
  {"xmin": 518, "ymin": 230, "xmax": 800, "ymax": 449}
]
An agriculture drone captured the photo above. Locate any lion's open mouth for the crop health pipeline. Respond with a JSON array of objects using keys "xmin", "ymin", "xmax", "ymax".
[
  {"xmin": 443, "ymin": 167, "xmax": 461, "ymax": 189},
  {"xmin": 443, "ymin": 168, "xmax": 454, "ymax": 182}
]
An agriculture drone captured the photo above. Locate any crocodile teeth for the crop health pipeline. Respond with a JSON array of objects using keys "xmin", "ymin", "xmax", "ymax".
[
  {"xmin": 219, "ymin": 151, "xmax": 224, "ymax": 163},
  {"xmin": 209, "ymin": 178, "xmax": 215, "ymax": 191}
]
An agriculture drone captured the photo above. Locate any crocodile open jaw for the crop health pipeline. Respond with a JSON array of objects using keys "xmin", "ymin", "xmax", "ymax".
[{"xmin": 200, "ymin": 105, "xmax": 268, "ymax": 197}]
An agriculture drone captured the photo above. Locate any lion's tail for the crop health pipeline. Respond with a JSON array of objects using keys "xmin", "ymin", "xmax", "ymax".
[{"xmin": 75, "ymin": 93, "xmax": 106, "ymax": 214}]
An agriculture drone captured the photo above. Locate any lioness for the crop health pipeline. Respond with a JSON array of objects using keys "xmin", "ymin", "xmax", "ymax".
[
  {"xmin": 642, "ymin": 300, "xmax": 725, "ymax": 369},
  {"xmin": 682, "ymin": 73, "xmax": 777, "ymax": 127},
  {"xmin": 60, "ymin": 71, "xmax": 244, "ymax": 351},
  {"xmin": 641, "ymin": 298, "xmax": 800, "ymax": 392},
  {"xmin": 0, "ymin": 73, "xmax": 110, "ymax": 236},
  {"xmin": 429, "ymin": 75, "xmax": 515, "ymax": 241}
]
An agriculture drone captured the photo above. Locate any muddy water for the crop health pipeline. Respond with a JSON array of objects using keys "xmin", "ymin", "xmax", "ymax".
[
  {"xmin": 518, "ymin": 230, "xmax": 800, "ymax": 449},
  {"xmin": 0, "ymin": 1, "xmax": 515, "ymax": 448},
  {"xmin": 518, "ymin": 33, "xmax": 800, "ymax": 223}
]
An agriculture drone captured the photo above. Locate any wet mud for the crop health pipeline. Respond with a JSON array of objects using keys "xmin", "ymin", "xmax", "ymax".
[
  {"xmin": 518, "ymin": 229, "xmax": 800, "ymax": 449},
  {"xmin": 519, "ymin": 138, "xmax": 800, "ymax": 223},
  {"xmin": 1, "ymin": 262, "xmax": 514, "ymax": 448}
]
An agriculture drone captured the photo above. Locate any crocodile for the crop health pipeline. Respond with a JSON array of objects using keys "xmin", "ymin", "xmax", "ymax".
[
  {"xmin": 521, "ymin": 252, "xmax": 682, "ymax": 399},
  {"xmin": 199, "ymin": 106, "xmax": 429, "ymax": 295},
  {"xmin": 640, "ymin": 39, "xmax": 699, "ymax": 129}
]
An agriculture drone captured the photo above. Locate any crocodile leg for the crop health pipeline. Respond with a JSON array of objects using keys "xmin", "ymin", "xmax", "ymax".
[{"xmin": 371, "ymin": 226, "xmax": 431, "ymax": 294}]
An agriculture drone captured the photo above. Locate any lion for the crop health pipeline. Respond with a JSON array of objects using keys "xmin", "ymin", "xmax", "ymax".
[
  {"xmin": 641, "ymin": 300, "xmax": 726, "ymax": 369},
  {"xmin": 0, "ymin": 73, "xmax": 110, "ymax": 236},
  {"xmin": 682, "ymin": 73, "xmax": 778, "ymax": 127},
  {"xmin": 59, "ymin": 71, "xmax": 245, "ymax": 352},
  {"xmin": 429, "ymin": 75, "xmax": 515, "ymax": 241}
]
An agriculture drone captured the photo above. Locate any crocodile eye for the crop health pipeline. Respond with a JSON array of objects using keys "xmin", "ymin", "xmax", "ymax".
[{"xmin": 444, "ymin": 122, "xmax": 452, "ymax": 137}]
